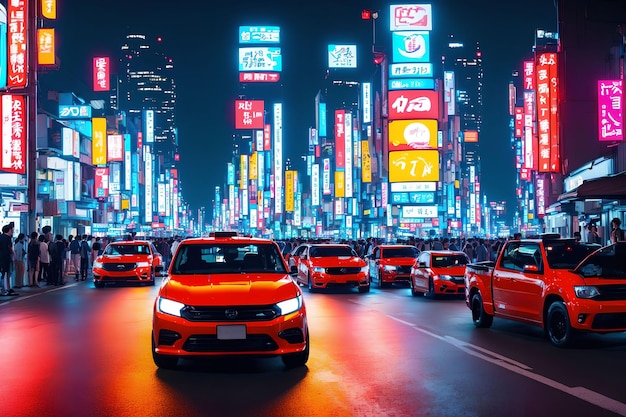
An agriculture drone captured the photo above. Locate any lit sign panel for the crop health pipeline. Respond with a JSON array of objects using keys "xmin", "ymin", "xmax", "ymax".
[
  {"xmin": 1, "ymin": 95, "xmax": 26, "ymax": 174},
  {"xmin": 322, "ymin": 158, "xmax": 331, "ymax": 195},
  {"xmin": 389, "ymin": 78, "xmax": 435, "ymax": 90},
  {"xmin": 311, "ymin": 163, "xmax": 320, "ymax": 206},
  {"xmin": 94, "ymin": 167, "xmax": 109, "ymax": 199},
  {"xmin": 8, "ymin": 0, "xmax": 27, "ymax": 88},
  {"xmin": 273, "ymin": 103, "xmax": 283, "ymax": 214},
  {"xmin": 389, "ymin": 63, "xmax": 433, "ymax": 78},
  {"xmin": 37, "ymin": 28, "xmax": 55, "ymax": 65},
  {"xmin": 239, "ymin": 72, "xmax": 280, "ymax": 83},
  {"xmin": 344, "ymin": 113, "xmax": 353, "ymax": 198},
  {"xmin": 388, "ymin": 90, "xmax": 439, "ymax": 120},
  {"xmin": 514, "ymin": 107, "xmax": 523, "ymax": 138},
  {"xmin": 144, "ymin": 109, "xmax": 154, "ymax": 143},
  {"xmin": 390, "ymin": 4, "xmax": 433, "ymax": 31},
  {"xmin": 389, "ymin": 119, "xmax": 438, "ymax": 150},
  {"xmin": 362, "ymin": 82, "xmax": 371, "ymax": 123},
  {"xmin": 0, "ymin": 20, "xmax": 6, "ymax": 90},
  {"xmin": 238, "ymin": 47, "xmax": 282, "ymax": 72},
  {"xmin": 536, "ymin": 52, "xmax": 559, "ymax": 172},
  {"xmin": 392, "ymin": 31, "xmax": 430, "ymax": 63},
  {"xmin": 285, "ymin": 170, "xmax": 295, "ymax": 212},
  {"xmin": 335, "ymin": 170, "xmax": 345, "ymax": 198},
  {"xmin": 42, "ymin": 0, "xmax": 56, "ymax": 19},
  {"xmin": 239, "ymin": 26, "xmax": 280, "ymax": 44},
  {"xmin": 107, "ymin": 134, "xmax": 124, "ymax": 162},
  {"xmin": 319, "ymin": 102, "xmax": 327, "ymax": 137},
  {"xmin": 444, "ymin": 71, "xmax": 455, "ymax": 116},
  {"xmin": 523, "ymin": 60, "xmax": 535, "ymax": 91},
  {"xmin": 58, "ymin": 105, "xmax": 91, "ymax": 119},
  {"xmin": 144, "ymin": 149, "xmax": 153, "ymax": 223},
  {"xmin": 124, "ymin": 134, "xmax": 131, "ymax": 191},
  {"xmin": 361, "ymin": 141, "xmax": 372, "ymax": 183},
  {"xmin": 402, "ymin": 205, "xmax": 438, "ymax": 219},
  {"xmin": 335, "ymin": 110, "xmax": 345, "ymax": 168},
  {"xmin": 235, "ymin": 100, "xmax": 264, "ymax": 129},
  {"xmin": 389, "ymin": 149, "xmax": 439, "ymax": 182},
  {"xmin": 598, "ymin": 80, "xmax": 623, "ymax": 142},
  {"xmin": 91, "ymin": 117, "xmax": 107, "ymax": 165},
  {"xmin": 536, "ymin": 176, "xmax": 546, "ymax": 217},
  {"xmin": 463, "ymin": 130, "xmax": 478, "ymax": 143},
  {"xmin": 93, "ymin": 57, "xmax": 109, "ymax": 91},
  {"xmin": 391, "ymin": 182, "xmax": 436, "ymax": 192},
  {"xmin": 328, "ymin": 44, "xmax": 357, "ymax": 68}
]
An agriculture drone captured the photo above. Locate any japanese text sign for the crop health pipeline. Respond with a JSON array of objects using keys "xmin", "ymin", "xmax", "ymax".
[
  {"xmin": 388, "ymin": 119, "xmax": 438, "ymax": 151},
  {"xmin": 8, "ymin": 0, "xmax": 28, "ymax": 88},
  {"xmin": 238, "ymin": 47, "xmax": 282, "ymax": 72},
  {"xmin": 93, "ymin": 57, "xmax": 110, "ymax": 91},
  {"xmin": 1, "ymin": 94, "xmax": 26, "ymax": 174},
  {"xmin": 235, "ymin": 100, "xmax": 264, "ymax": 129},
  {"xmin": 92, "ymin": 117, "xmax": 107, "ymax": 165},
  {"xmin": 388, "ymin": 149, "xmax": 439, "ymax": 182},
  {"xmin": 37, "ymin": 28, "xmax": 55, "ymax": 65},
  {"xmin": 598, "ymin": 80, "xmax": 623, "ymax": 142},
  {"xmin": 388, "ymin": 90, "xmax": 439, "ymax": 120},
  {"xmin": 391, "ymin": 31, "xmax": 430, "ymax": 63},
  {"xmin": 390, "ymin": 4, "xmax": 432, "ymax": 31},
  {"xmin": 328, "ymin": 44, "xmax": 357, "ymax": 68}
]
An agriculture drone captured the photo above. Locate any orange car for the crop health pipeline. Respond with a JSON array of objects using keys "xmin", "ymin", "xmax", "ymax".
[
  {"xmin": 152, "ymin": 234, "xmax": 308, "ymax": 369},
  {"xmin": 368, "ymin": 244, "xmax": 419, "ymax": 287},
  {"xmin": 92, "ymin": 240, "xmax": 163, "ymax": 288},
  {"xmin": 410, "ymin": 250, "xmax": 469, "ymax": 297},
  {"xmin": 295, "ymin": 244, "xmax": 370, "ymax": 293}
]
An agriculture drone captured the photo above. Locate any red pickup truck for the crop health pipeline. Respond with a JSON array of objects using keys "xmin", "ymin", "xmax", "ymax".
[{"xmin": 465, "ymin": 235, "xmax": 626, "ymax": 347}]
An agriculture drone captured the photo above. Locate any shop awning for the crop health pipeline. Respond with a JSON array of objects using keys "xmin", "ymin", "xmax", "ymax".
[{"xmin": 558, "ymin": 171, "xmax": 626, "ymax": 201}]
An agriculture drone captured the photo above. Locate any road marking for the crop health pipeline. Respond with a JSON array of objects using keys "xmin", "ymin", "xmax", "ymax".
[{"xmin": 386, "ymin": 314, "xmax": 626, "ymax": 417}]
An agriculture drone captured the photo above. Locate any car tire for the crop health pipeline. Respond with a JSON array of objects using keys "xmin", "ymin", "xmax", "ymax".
[
  {"xmin": 307, "ymin": 274, "xmax": 315, "ymax": 293},
  {"xmin": 546, "ymin": 301, "xmax": 575, "ymax": 348},
  {"xmin": 410, "ymin": 279, "xmax": 423, "ymax": 297},
  {"xmin": 425, "ymin": 278, "xmax": 437, "ymax": 298},
  {"xmin": 282, "ymin": 328, "xmax": 309, "ymax": 368},
  {"xmin": 152, "ymin": 332, "xmax": 179, "ymax": 369},
  {"xmin": 94, "ymin": 281, "xmax": 104, "ymax": 288},
  {"xmin": 358, "ymin": 284, "xmax": 370, "ymax": 293},
  {"xmin": 471, "ymin": 292, "xmax": 493, "ymax": 328}
]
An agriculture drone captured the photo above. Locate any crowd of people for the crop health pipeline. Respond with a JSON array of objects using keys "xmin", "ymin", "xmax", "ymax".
[{"xmin": 0, "ymin": 225, "xmax": 180, "ymax": 297}]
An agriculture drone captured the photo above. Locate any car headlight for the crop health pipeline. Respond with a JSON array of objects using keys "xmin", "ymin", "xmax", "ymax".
[
  {"xmin": 92, "ymin": 261, "xmax": 103, "ymax": 269},
  {"xmin": 157, "ymin": 297, "xmax": 185, "ymax": 317},
  {"xmin": 276, "ymin": 295, "xmax": 303, "ymax": 316},
  {"xmin": 384, "ymin": 265, "xmax": 397, "ymax": 272},
  {"xmin": 440, "ymin": 275, "xmax": 452, "ymax": 281},
  {"xmin": 574, "ymin": 286, "xmax": 600, "ymax": 299},
  {"xmin": 313, "ymin": 267, "xmax": 326, "ymax": 273},
  {"xmin": 136, "ymin": 261, "xmax": 151, "ymax": 267}
]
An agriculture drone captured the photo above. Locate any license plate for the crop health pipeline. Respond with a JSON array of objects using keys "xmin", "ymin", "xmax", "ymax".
[{"xmin": 217, "ymin": 325, "xmax": 246, "ymax": 340}]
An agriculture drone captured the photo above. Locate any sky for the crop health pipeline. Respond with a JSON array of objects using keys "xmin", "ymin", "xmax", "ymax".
[{"xmin": 45, "ymin": 0, "xmax": 558, "ymax": 221}]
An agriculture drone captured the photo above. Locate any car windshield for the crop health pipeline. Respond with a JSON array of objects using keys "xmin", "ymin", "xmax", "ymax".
[
  {"xmin": 432, "ymin": 255, "xmax": 468, "ymax": 268},
  {"xmin": 544, "ymin": 241, "xmax": 599, "ymax": 269},
  {"xmin": 383, "ymin": 247, "xmax": 419, "ymax": 258},
  {"xmin": 171, "ymin": 243, "xmax": 287, "ymax": 274},
  {"xmin": 309, "ymin": 246, "xmax": 355, "ymax": 258},
  {"xmin": 105, "ymin": 244, "xmax": 150, "ymax": 255},
  {"xmin": 575, "ymin": 243, "xmax": 626, "ymax": 278}
]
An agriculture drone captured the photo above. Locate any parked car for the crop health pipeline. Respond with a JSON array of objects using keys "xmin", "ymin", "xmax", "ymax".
[
  {"xmin": 288, "ymin": 243, "xmax": 310, "ymax": 270},
  {"xmin": 152, "ymin": 232, "xmax": 309, "ymax": 369},
  {"xmin": 295, "ymin": 244, "xmax": 370, "ymax": 293},
  {"xmin": 368, "ymin": 244, "xmax": 419, "ymax": 287},
  {"xmin": 465, "ymin": 234, "xmax": 620, "ymax": 347},
  {"xmin": 410, "ymin": 250, "xmax": 470, "ymax": 297},
  {"xmin": 92, "ymin": 240, "xmax": 163, "ymax": 288}
]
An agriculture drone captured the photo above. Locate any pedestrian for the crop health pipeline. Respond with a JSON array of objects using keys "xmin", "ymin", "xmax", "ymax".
[
  {"xmin": 449, "ymin": 238, "xmax": 460, "ymax": 251},
  {"xmin": 79, "ymin": 234, "xmax": 91, "ymax": 281},
  {"xmin": 92, "ymin": 237, "xmax": 101, "ymax": 266},
  {"xmin": 13, "ymin": 233, "xmax": 26, "ymax": 288},
  {"xmin": 50, "ymin": 234, "xmax": 65, "ymax": 285},
  {"xmin": 611, "ymin": 218, "xmax": 624, "ymax": 244},
  {"xmin": 476, "ymin": 238, "xmax": 489, "ymax": 262},
  {"xmin": 0, "ymin": 223, "xmax": 16, "ymax": 296},
  {"xmin": 38, "ymin": 235, "xmax": 50, "ymax": 285},
  {"xmin": 27, "ymin": 232, "xmax": 40, "ymax": 287},
  {"xmin": 68, "ymin": 234, "xmax": 81, "ymax": 281}
]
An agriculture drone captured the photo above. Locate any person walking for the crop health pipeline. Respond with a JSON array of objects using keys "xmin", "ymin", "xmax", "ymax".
[
  {"xmin": 611, "ymin": 218, "xmax": 624, "ymax": 244},
  {"xmin": 0, "ymin": 223, "xmax": 16, "ymax": 296},
  {"xmin": 13, "ymin": 233, "xmax": 26, "ymax": 289},
  {"xmin": 38, "ymin": 235, "xmax": 50, "ymax": 285},
  {"xmin": 476, "ymin": 238, "xmax": 489, "ymax": 262},
  {"xmin": 68, "ymin": 235, "xmax": 81, "ymax": 281},
  {"xmin": 79, "ymin": 234, "xmax": 91, "ymax": 281},
  {"xmin": 27, "ymin": 232, "xmax": 40, "ymax": 287},
  {"xmin": 50, "ymin": 234, "xmax": 65, "ymax": 285}
]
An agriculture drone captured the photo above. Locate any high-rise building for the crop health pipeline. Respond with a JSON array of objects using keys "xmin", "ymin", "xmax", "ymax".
[{"xmin": 117, "ymin": 34, "xmax": 177, "ymax": 163}]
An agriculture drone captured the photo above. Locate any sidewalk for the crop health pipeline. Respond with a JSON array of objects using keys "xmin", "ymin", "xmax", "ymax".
[{"xmin": 1, "ymin": 274, "xmax": 91, "ymax": 298}]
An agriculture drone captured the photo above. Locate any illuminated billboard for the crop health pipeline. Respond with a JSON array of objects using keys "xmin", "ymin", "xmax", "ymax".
[
  {"xmin": 94, "ymin": 167, "xmax": 109, "ymax": 199},
  {"xmin": 238, "ymin": 47, "xmax": 282, "ymax": 72},
  {"xmin": 536, "ymin": 52, "xmax": 559, "ymax": 172},
  {"xmin": 463, "ymin": 130, "xmax": 478, "ymax": 143},
  {"xmin": 389, "ymin": 149, "xmax": 439, "ymax": 182},
  {"xmin": 389, "ymin": 78, "xmax": 435, "ymax": 90},
  {"xmin": 37, "ymin": 28, "xmax": 55, "ymax": 65},
  {"xmin": 239, "ymin": 72, "xmax": 280, "ymax": 83},
  {"xmin": 328, "ymin": 44, "xmax": 357, "ymax": 68},
  {"xmin": 391, "ymin": 31, "xmax": 430, "ymax": 63},
  {"xmin": 389, "ymin": 63, "xmax": 433, "ymax": 78},
  {"xmin": 389, "ymin": 119, "xmax": 438, "ymax": 150},
  {"xmin": 390, "ymin": 4, "xmax": 433, "ymax": 31},
  {"xmin": 91, "ymin": 117, "xmax": 107, "ymax": 166},
  {"xmin": 388, "ymin": 90, "xmax": 439, "ymax": 120},
  {"xmin": 8, "ymin": 0, "xmax": 27, "ymax": 88},
  {"xmin": 362, "ymin": 82, "xmax": 372, "ymax": 123},
  {"xmin": 58, "ymin": 105, "xmax": 91, "ymax": 119},
  {"xmin": 361, "ymin": 140, "xmax": 372, "ymax": 183},
  {"xmin": 273, "ymin": 103, "xmax": 283, "ymax": 215},
  {"xmin": 93, "ymin": 57, "xmax": 110, "ymax": 91},
  {"xmin": 42, "ymin": 0, "xmax": 56, "ymax": 19},
  {"xmin": 107, "ymin": 134, "xmax": 124, "ymax": 162},
  {"xmin": 598, "ymin": 80, "xmax": 623, "ymax": 142},
  {"xmin": 235, "ymin": 100, "xmax": 264, "ymax": 129},
  {"xmin": 335, "ymin": 110, "xmax": 345, "ymax": 168},
  {"xmin": 239, "ymin": 26, "xmax": 280, "ymax": 44},
  {"xmin": 144, "ymin": 109, "xmax": 154, "ymax": 143},
  {"xmin": 1, "ymin": 95, "xmax": 26, "ymax": 174}
]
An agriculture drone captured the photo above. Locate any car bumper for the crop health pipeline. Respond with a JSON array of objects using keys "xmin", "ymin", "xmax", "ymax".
[
  {"xmin": 433, "ymin": 279, "xmax": 465, "ymax": 295},
  {"xmin": 569, "ymin": 299, "xmax": 626, "ymax": 333},
  {"xmin": 92, "ymin": 266, "xmax": 153, "ymax": 284},
  {"xmin": 310, "ymin": 272, "xmax": 369, "ymax": 289},
  {"xmin": 152, "ymin": 310, "xmax": 308, "ymax": 357},
  {"xmin": 381, "ymin": 272, "xmax": 411, "ymax": 283}
]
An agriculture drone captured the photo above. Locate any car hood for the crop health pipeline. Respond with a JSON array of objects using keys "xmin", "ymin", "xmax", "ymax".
[
  {"xmin": 309, "ymin": 256, "xmax": 366, "ymax": 268},
  {"xmin": 161, "ymin": 273, "xmax": 300, "ymax": 306},
  {"xmin": 429, "ymin": 265, "xmax": 467, "ymax": 276},
  {"xmin": 380, "ymin": 257, "xmax": 416, "ymax": 266}
]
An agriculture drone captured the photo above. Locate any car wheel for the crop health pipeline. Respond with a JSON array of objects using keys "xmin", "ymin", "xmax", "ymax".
[
  {"xmin": 307, "ymin": 274, "xmax": 315, "ymax": 293},
  {"xmin": 94, "ymin": 280, "xmax": 104, "ymax": 288},
  {"xmin": 425, "ymin": 278, "xmax": 436, "ymax": 298},
  {"xmin": 546, "ymin": 301, "xmax": 575, "ymax": 348},
  {"xmin": 282, "ymin": 328, "xmax": 309, "ymax": 368},
  {"xmin": 471, "ymin": 292, "xmax": 493, "ymax": 328},
  {"xmin": 151, "ymin": 332, "xmax": 179, "ymax": 369},
  {"xmin": 358, "ymin": 284, "xmax": 370, "ymax": 293},
  {"xmin": 410, "ymin": 278, "xmax": 423, "ymax": 297}
]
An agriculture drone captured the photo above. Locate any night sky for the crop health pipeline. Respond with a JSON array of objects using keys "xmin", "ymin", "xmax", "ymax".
[{"xmin": 44, "ymin": 0, "xmax": 557, "ymax": 221}]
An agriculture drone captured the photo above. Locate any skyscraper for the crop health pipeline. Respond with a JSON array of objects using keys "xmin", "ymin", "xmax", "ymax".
[{"xmin": 118, "ymin": 34, "xmax": 178, "ymax": 163}]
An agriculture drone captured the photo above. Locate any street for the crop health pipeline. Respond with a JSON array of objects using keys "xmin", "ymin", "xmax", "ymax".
[{"xmin": 1, "ymin": 278, "xmax": 626, "ymax": 417}]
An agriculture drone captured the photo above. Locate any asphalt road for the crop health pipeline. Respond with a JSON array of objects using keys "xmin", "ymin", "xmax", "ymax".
[{"xmin": 1, "ymin": 278, "xmax": 626, "ymax": 417}]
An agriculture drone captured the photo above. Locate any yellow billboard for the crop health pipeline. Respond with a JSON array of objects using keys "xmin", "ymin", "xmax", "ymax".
[
  {"xmin": 389, "ymin": 150, "xmax": 440, "ymax": 182},
  {"xmin": 37, "ymin": 29, "xmax": 55, "ymax": 65},
  {"xmin": 388, "ymin": 119, "xmax": 438, "ymax": 151},
  {"xmin": 285, "ymin": 170, "xmax": 295, "ymax": 212},
  {"xmin": 361, "ymin": 140, "xmax": 372, "ymax": 183},
  {"xmin": 42, "ymin": 0, "xmax": 57, "ymax": 19},
  {"xmin": 92, "ymin": 118, "xmax": 107, "ymax": 165},
  {"xmin": 249, "ymin": 152, "xmax": 258, "ymax": 180},
  {"xmin": 335, "ymin": 170, "xmax": 345, "ymax": 198}
]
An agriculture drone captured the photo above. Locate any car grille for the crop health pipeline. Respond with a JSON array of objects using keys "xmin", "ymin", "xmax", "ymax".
[
  {"xmin": 326, "ymin": 267, "xmax": 362, "ymax": 275},
  {"xmin": 450, "ymin": 276, "xmax": 465, "ymax": 284},
  {"xmin": 182, "ymin": 334, "xmax": 279, "ymax": 352},
  {"xmin": 592, "ymin": 313, "xmax": 626, "ymax": 330},
  {"xmin": 181, "ymin": 305, "xmax": 279, "ymax": 322},
  {"xmin": 397, "ymin": 266, "xmax": 412, "ymax": 274},
  {"xmin": 102, "ymin": 263, "xmax": 137, "ymax": 272},
  {"xmin": 594, "ymin": 285, "xmax": 626, "ymax": 301}
]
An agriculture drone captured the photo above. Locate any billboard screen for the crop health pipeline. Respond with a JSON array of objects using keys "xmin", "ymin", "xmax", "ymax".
[
  {"xmin": 389, "ymin": 149, "xmax": 439, "ymax": 182},
  {"xmin": 598, "ymin": 80, "xmax": 623, "ymax": 142},
  {"xmin": 391, "ymin": 31, "xmax": 430, "ymax": 63},
  {"xmin": 328, "ymin": 44, "xmax": 357, "ymax": 68},
  {"xmin": 238, "ymin": 47, "xmax": 282, "ymax": 72},
  {"xmin": 389, "ymin": 63, "xmax": 433, "ymax": 78},
  {"xmin": 390, "ymin": 4, "xmax": 433, "ymax": 31},
  {"xmin": 235, "ymin": 100, "xmax": 264, "ymax": 129},
  {"xmin": 239, "ymin": 26, "xmax": 280, "ymax": 44},
  {"xmin": 463, "ymin": 130, "xmax": 478, "ymax": 143},
  {"xmin": 91, "ymin": 117, "xmax": 107, "ymax": 165},
  {"xmin": 335, "ymin": 110, "xmax": 345, "ymax": 168},
  {"xmin": 107, "ymin": 134, "xmax": 124, "ymax": 162},
  {"xmin": 93, "ymin": 57, "xmax": 110, "ymax": 91},
  {"xmin": 239, "ymin": 72, "xmax": 280, "ymax": 83},
  {"xmin": 389, "ymin": 119, "xmax": 438, "ymax": 150},
  {"xmin": 388, "ymin": 90, "xmax": 439, "ymax": 120},
  {"xmin": 7, "ymin": 0, "xmax": 27, "ymax": 88},
  {"xmin": 37, "ymin": 28, "xmax": 55, "ymax": 65},
  {"xmin": 1, "ymin": 95, "xmax": 26, "ymax": 174}
]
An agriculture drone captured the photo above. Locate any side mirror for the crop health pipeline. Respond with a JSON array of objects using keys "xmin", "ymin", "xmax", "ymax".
[
  {"xmin": 289, "ymin": 265, "xmax": 298, "ymax": 276},
  {"xmin": 523, "ymin": 264, "xmax": 539, "ymax": 273},
  {"xmin": 418, "ymin": 262, "xmax": 427, "ymax": 268}
]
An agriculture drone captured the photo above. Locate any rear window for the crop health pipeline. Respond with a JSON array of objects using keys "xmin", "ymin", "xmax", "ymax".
[
  {"xmin": 544, "ymin": 242, "xmax": 598, "ymax": 269},
  {"xmin": 432, "ymin": 255, "xmax": 469, "ymax": 268},
  {"xmin": 309, "ymin": 246, "xmax": 355, "ymax": 258},
  {"xmin": 383, "ymin": 247, "xmax": 419, "ymax": 258},
  {"xmin": 171, "ymin": 243, "xmax": 286, "ymax": 274},
  {"xmin": 105, "ymin": 244, "xmax": 150, "ymax": 255}
]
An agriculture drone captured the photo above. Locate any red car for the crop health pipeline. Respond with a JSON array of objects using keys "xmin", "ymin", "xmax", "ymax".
[
  {"xmin": 368, "ymin": 244, "xmax": 419, "ymax": 287},
  {"xmin": 410, "ymin": 250, "xmax": 469, "ymax": 297},
  {"xmin": 92, "ymin": 240, "xmax": 163, "ymax": 288},
  {"xmin": 295, "ymin": 244, "xmax": 369, "ymax": 293}
]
